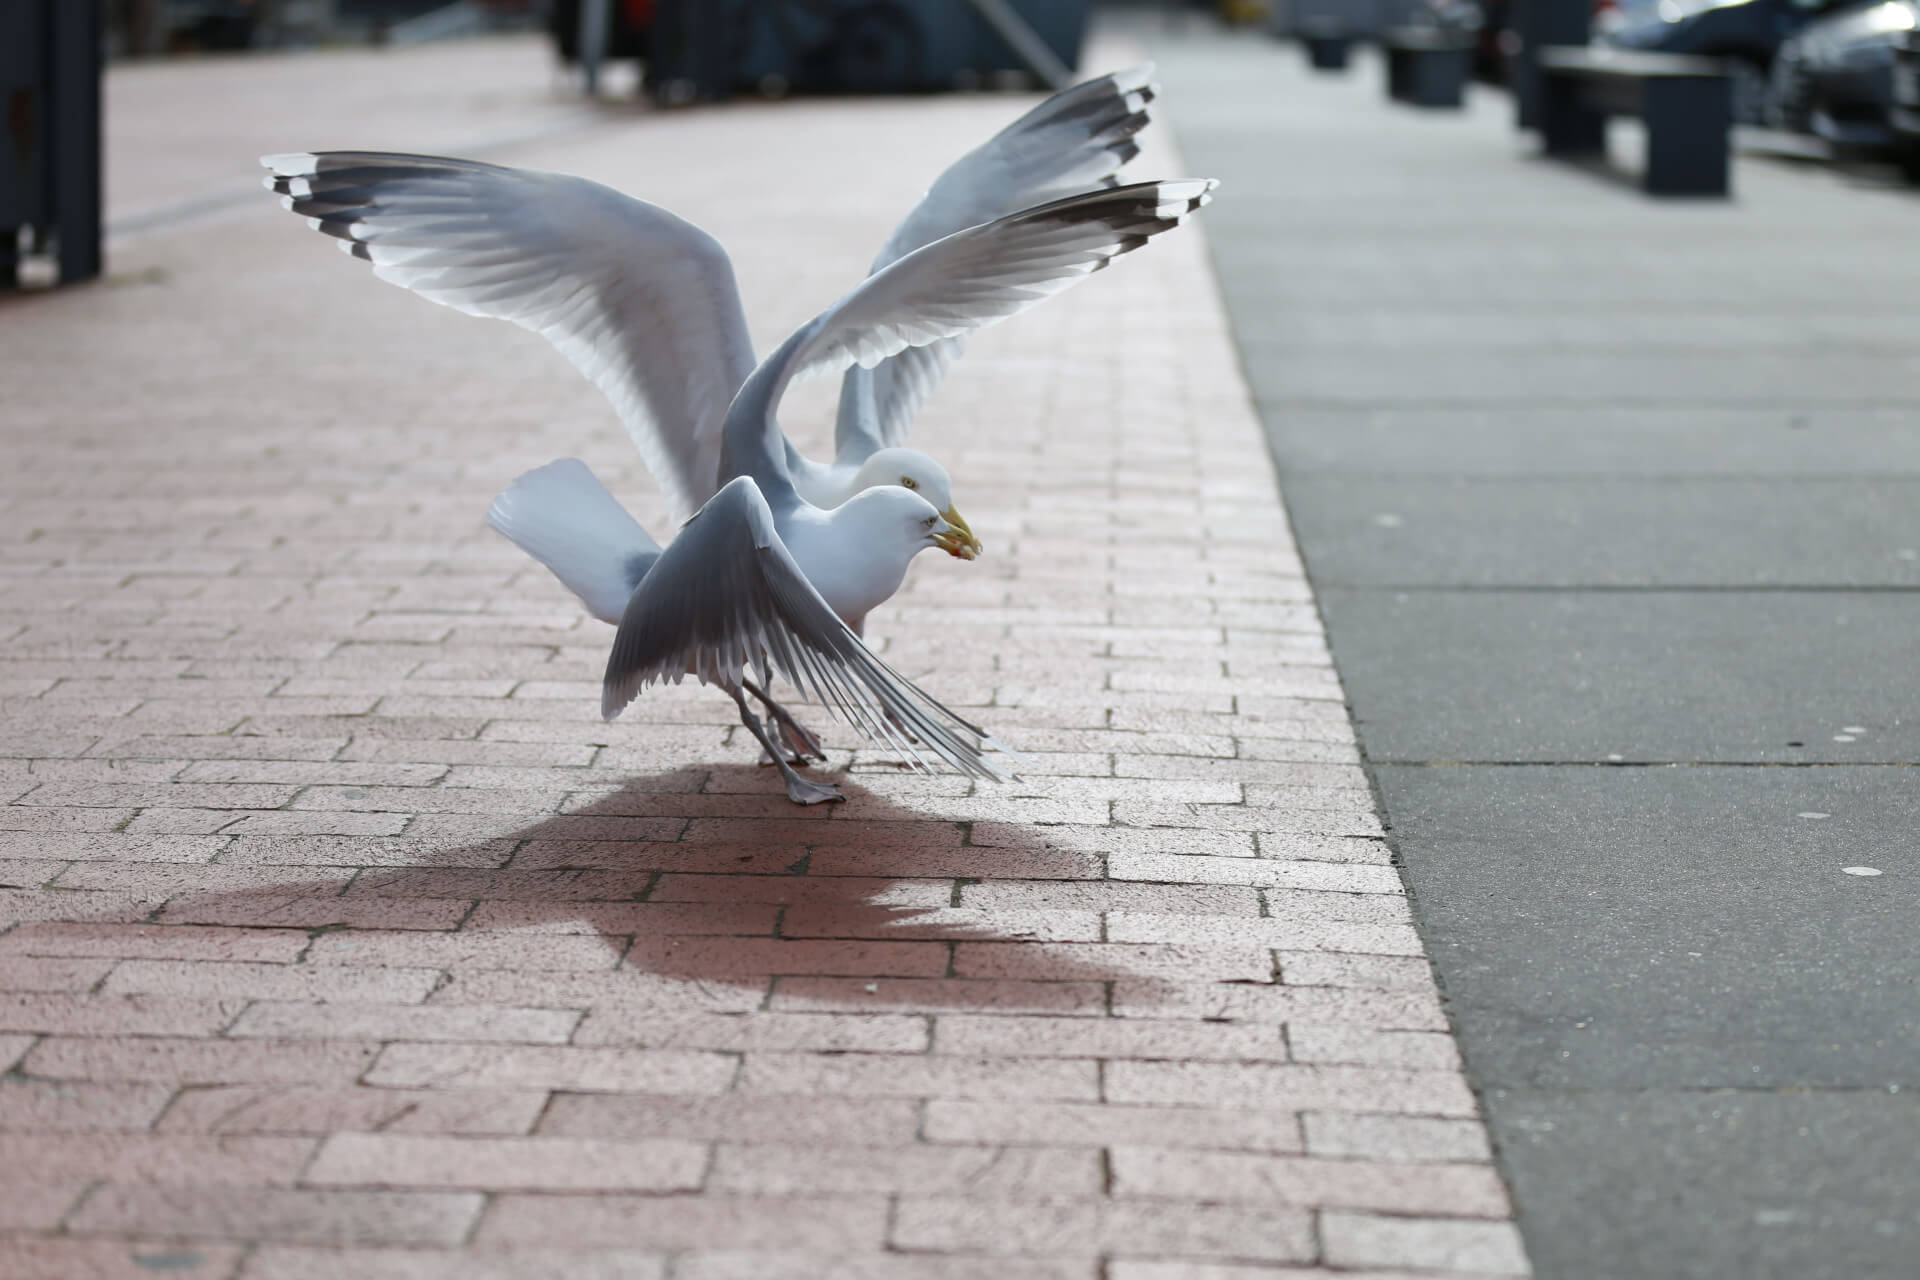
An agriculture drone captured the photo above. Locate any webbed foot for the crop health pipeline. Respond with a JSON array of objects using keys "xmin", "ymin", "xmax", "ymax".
[{"xmin": 783, "ymin": 774, "xmax": 845, "ymax": 805}]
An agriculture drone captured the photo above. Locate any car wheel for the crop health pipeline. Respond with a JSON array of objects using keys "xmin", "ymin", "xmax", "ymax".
[
  {"xmin": 1900, "ymin": 148, "xmax": 1920, "ymax": 184},
  {"xmin": 1767, "ymin": 42, "xmax": 1811, "ymax": 133}
]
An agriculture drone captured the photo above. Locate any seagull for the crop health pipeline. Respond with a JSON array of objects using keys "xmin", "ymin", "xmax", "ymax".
[
  {"xmin": 484, "ymin": 179, "xmax": 1217, "ymax": 803},
  {"xmin": 259, "ymin": 96, "xmax": 1213, "ymax": 801},
  {"xmin": 258, "ymin": 64, "xmax": 1158, "ymax": 546}
]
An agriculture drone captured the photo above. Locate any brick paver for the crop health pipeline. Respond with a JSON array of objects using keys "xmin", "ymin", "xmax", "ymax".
[{"xmin": 0, "ymin": 29, "xmax": 1528, "ymax": 1278}]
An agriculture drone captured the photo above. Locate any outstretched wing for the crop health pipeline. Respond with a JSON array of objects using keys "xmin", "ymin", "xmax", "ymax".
[
  {"xmin": 736, "ymin": 179, "xmax": 1216, "ymax": 490},
  {"xmin": 833, "ymin": 344, "xmax": 960, "ymax": 465},
  {"xmin": 873, "ymin": 65, "xmax": 1157, "ymax": 272},
  {"xmin": 840, "ymin": 65, "xmax": 1158, "ymax": 460},
  {"xmin": 602, "ymin": 477, "xmax": 1010, "ymax": 781},
  {"xmin": 793, "ymin": 179, "xmax": 1214, "ymax": 391},
  {"xmin": 262, "ymin": 151, "xmax": 755, "ymax": 521}
]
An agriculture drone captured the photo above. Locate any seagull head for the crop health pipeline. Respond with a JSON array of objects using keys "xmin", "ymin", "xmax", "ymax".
[
  {"xmin": 850, "ymin": 447, "xmax": 981, "ymax": 558},
  {"xmin": 838, "ymin": 484, "xmax": 978, "ymax": 563}
]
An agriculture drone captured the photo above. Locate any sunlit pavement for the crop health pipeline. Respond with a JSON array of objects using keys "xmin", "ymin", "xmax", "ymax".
[{"xmin": 0, "ymin": 27, "xmax": 1530, "ymax": 1280}]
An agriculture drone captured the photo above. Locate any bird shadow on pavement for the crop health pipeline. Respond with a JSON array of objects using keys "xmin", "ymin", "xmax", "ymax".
[{"xmin": 49, "ymin": 764, "xmax": 1178, "ymax": 1015}]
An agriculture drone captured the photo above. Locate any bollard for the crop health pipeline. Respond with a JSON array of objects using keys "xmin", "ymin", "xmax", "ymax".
[
  {"xmin": 1277, "ymin": 0, "xmax": 1378, "ymax": 73},
  {"xmin": 1510, "ymin": 0, "xmax": 1591, "ymax": 130},
  {"xmin": 1301, "ymin": 19, "xmax": 1353, "ymax": 70},
  {"xmin": 0, "ymin": 0, "xmax": 101, "ymax": 289},
  {"xmin": 1384, "ymin": 28, "xmax": 1475, "ymax": 107}
]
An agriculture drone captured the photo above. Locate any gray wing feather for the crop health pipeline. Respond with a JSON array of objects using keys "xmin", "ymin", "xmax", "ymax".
[
  {"xmin": 870, "ymin": 340, "xmax": 958, "ymax": 448},
  {"xmin": 845, "ymin": 65, "xmax": 1156, "ymax": 457},
  {"xmin": 873, "ymin": 65, "xmax": 1157, "ymax": 272},
  {"xmin": 262, "ymin": 151, "xmax": 755, "ymax": 522},
  {"xmin": 602, "ymin": 478, "xmax": 1010, "ymax": 781},
  {"xmin": 789, "ymin": 179, "xmax": 1216, "ymax": 400},
  {"xmin": 834, "ymin": 342, "xmax": 960, "ymax": 466}
]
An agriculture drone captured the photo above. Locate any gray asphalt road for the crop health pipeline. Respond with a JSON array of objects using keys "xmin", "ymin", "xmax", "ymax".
[{"xmin": 1153, "ymin": 24, "xmax": 1920, "ymax": 1279}]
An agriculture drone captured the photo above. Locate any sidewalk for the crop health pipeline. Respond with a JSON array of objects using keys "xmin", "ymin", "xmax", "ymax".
[
  {"xmin": 1152, "ymin": 23, "xmax": 1920, "ymax": 1280},
  {"xmin": 104, "ymin": 37, "xmax": 608, "ymax": 235},
  {"xmin": 0, "ymin": 30, "xmax": 1525, "ymax": 1280}
]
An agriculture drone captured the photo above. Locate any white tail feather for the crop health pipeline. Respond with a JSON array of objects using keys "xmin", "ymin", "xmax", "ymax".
[{"xmin": 486, "ymin": 459, "xmax": 659, "ymax": 625}]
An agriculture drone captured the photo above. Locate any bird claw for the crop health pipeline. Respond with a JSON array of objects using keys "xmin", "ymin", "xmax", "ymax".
[{"xmin": 783, "ymin": 774, "xmax": 844, "ymax": 805}]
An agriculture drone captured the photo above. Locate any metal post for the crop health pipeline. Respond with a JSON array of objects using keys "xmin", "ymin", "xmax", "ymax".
[
  {"xmin": 50, "ymin": 0, "xmax": 102, "ymax": 284},
  {"xmin": 577, "ymin": 0, "xmax": 611, "ymax": 95},
  {"xmin": 1, "ymin": 1, "xmax": 45, "ymax": 287}
]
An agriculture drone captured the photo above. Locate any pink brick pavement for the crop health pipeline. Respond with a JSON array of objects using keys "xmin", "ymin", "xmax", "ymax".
[{"xmin": 0, "ymin": 30, "xmax": 1529, "ymax": 1280}]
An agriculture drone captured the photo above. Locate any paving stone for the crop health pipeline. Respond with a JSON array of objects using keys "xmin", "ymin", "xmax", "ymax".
[
  {"xmin": 242, "ymin": 1247, "xmax": 666, "ymax": 1280},
  {"xmin": 304, "ymin": 1132, "xmax": 707, "ymax": 1193},
  {"xmin": 1321, "ymin": 1212, "xmax": 1530, "ymax": 1277},
  {"xmin": 156, "ymin": 1086, "xmax": 550, "ymax": 1137},
  {"xmin": 66, "ymin": 1185, "xmax": 484, "ymax": 1247},
  {"xmin": 0, "ymin": 1239, "xmax": 245, "ymax": 1280}
]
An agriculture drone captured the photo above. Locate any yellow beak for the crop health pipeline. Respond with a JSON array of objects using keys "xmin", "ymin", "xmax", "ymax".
[{"xmin": 933, "ymin": 506, "xmax": 983, "ymax": 560}]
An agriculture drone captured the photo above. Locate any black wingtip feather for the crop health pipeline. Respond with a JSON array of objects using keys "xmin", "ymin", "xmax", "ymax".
[{"xmin": 306, "ymin": 216, "xmax": 362, "ymax": 243}]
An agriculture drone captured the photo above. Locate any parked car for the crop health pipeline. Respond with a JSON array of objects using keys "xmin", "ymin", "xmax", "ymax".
[
  {"xmin": 1770, "ymin": 0, "xmax": 1919, "ymax": 162},
  {"xmin": 1606, "ymin": 0, "xmax": 1854, "ymax": 122},
  {"xmin": 1886, "ymin": 23, "xmax": 1920, "ymax": 169}
]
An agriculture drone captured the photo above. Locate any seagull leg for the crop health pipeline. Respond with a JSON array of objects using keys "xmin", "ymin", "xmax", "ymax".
[
  {"xmin": 743, "ymin": 677, "xmax": 826, "ymax": 763},
  {"xmin": 730, "ymin": 686, "xmax": 842, "ymax": 805}
]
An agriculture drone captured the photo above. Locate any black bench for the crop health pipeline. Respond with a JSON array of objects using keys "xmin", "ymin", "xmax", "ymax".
[
  {"xmin": 1537, "ymin": 46, "xmax": 1731, "ymax": 196},
  {"xmin": 1383, "ymin": 27, "xmax": 1474, "ymax": 109},
  {"xmin": 1297, "ymin": 17, "xmax": 1354, "ymax": 71}
]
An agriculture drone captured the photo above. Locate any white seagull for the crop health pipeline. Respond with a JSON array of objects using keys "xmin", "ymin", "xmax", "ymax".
[
  {"xmin": 260, "ymin": 64, "xmax": 1159, "ymax": 545},
  {"xmin": 260, "ymin": 89, "xmax": 1213, "ymax": 802},
  {"xmin": 266, "ymin": 166, "xmax": 1213, "ymax": 802}
]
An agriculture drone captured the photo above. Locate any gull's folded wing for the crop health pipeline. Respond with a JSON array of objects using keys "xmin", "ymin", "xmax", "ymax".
[
  {"xmin": 602, "ymin": 477, "xmax": 1009, "ymax": 781},
  {"xmin": 840, "ymin": 65, "xmax": 1158, "ymax": 460},
  {"xmin": 262, "ymin": 151, "xmax": 754, "ymax": 522}
]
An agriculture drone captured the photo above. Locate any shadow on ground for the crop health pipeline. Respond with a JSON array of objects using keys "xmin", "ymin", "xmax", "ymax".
[{"xmin": 48, "ymin": 765, "xmax": 1166, "ymax": 1011}]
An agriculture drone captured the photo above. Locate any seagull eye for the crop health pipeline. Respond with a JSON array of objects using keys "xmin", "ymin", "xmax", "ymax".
[{"xmin": 900, "ymin": 477, "xmax": 917, "ymax": 489}]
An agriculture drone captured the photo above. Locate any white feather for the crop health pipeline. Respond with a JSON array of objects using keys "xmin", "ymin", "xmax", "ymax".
[
  {"xmin": 263, "ymin": 153, "xmax": 756, "ymax": 523},
  {"xmin": 485, "ymin": 459, "xmax": 658, "ymax": 625}
]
